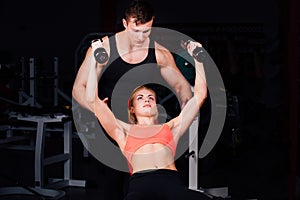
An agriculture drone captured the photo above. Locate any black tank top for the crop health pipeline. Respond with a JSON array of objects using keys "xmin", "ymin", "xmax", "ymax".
[{"xmin": 98, "ymin": 35, "xmax": 158, "ymax": 113}]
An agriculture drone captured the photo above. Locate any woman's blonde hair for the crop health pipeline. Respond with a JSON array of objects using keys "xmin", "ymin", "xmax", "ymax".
[{"xmin": 128, "ymin": 85, "xmax": 157, "ymax": 124}]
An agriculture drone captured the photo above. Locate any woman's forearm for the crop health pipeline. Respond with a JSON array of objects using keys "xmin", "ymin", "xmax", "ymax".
[
  {"xmin": 85, "ymin": 56, "xmax": 98, "ymax": 109},
  {"xmin": 194, "ymin": 60, "xmax": 207, "ymax": 104}
]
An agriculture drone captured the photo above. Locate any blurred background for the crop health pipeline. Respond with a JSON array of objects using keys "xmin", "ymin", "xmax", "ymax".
[{"xmin": 0, "ymin": 0, "xmax": 298, "ymax": 199}]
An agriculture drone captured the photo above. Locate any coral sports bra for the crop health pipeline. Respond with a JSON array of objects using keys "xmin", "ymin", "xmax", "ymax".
[{"xmin": 123, "ymin": 124, "xmax": 176, "ymax": 170}]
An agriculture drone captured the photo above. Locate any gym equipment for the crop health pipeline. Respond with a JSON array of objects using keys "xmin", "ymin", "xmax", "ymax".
[
  {"xmin": 74, "ymin": 32, "xmax": 113, "ymax": 74},
  {"xmin": 181, "ymin": 40, "xmax": 208, "ymax": 63},
  {"xmin": 0, "ymin": 112, "xmax": 86, "ymax": 199},
  {"xmin": 18, "ymin": 58, "xmax": 41, "ymax": 108},
  {"xmin": 92, "ymin": 39, "xmax": 109, "ymax": 64},
  {"xmin": 16, "ymin": 57, "xmax": 72, "ymax": 108},
  {"xmin": 53, "ymin": 57, "xmax": 72, "ymax": 106},
  {"xmin": 188, "ymin": 114, "xmax": 230, "ymax": 198}
]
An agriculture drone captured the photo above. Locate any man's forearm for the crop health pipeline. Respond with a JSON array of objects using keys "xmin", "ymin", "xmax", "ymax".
[{"xmin": 178, "ymin": 82, "xmax": 193, "ymax": 109}]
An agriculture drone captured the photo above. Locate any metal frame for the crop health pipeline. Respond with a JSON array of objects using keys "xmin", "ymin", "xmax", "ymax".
[
  {"xmin": 188, "ymin": 115, "xmax": 229, "ymax": 198},
  {"xmin": 0, "ymin": 114, "xmax": 86, "ymax": 199},
  {"xmin": 53, "ymin": 57, "xmax": 72, "ymax": 106},
  {"xmin": 18, "ymin": 58, "xmax": 41, "ymax": 108}
]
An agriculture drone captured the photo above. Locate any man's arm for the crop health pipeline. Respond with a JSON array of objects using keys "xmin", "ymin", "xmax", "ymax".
[{"xmin": 155, "ymin": 42, "xmax": 192, "ymax": 108}]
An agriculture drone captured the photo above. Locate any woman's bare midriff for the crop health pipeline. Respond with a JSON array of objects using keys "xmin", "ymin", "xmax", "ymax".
[{"xmin": 130, "ymin": 143, "xmax": 177, "ymax": 174}]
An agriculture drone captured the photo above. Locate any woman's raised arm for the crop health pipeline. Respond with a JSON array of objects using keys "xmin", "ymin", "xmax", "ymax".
[
  {"xmin": 168, "ymin": 41, "xmax": 207, "ymax": 138},
  {"xmin": 85, "ymin": 41, "xmax": 128, "ymax": 144}
]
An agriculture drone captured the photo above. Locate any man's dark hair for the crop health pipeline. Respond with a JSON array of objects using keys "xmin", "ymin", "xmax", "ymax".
[{"xmin": 124, "ymin": 0, "xmax": 155, "ymax": 25}]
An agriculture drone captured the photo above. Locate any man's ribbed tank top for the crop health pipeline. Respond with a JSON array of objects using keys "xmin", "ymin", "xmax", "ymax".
[{"xmin": 98, "ymin": 35, "xmax": 157, "ymax": 109}]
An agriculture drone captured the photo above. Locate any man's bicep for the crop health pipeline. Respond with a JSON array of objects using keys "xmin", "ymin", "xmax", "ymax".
[{"xmin": 160, "ymin": 66, "xmax": 181, "ymax": 87}]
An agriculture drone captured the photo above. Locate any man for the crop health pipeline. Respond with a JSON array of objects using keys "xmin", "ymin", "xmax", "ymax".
[{"xmin": 72, "ymin": 0, "xmax": 192, "ymax": 199}]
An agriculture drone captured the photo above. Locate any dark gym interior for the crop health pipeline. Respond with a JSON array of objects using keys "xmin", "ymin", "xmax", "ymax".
[{"xmin": 0, "ymin": 0, "xmax": 299, "ymax": 199}]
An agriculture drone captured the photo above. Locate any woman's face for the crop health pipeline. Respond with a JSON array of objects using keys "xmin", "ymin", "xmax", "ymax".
[{"xmin": 131, "ymin": 88, "xmax": 158, "ymax": 118}]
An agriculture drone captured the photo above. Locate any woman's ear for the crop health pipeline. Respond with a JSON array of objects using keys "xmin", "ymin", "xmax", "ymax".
[{"xmin": 130, "ymin": 106, "xmax": 134, "ymax": 113}]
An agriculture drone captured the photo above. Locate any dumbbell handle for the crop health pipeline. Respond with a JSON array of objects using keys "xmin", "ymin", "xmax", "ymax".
[{"xmin": 181, "ymin": 40, "xmax": 207, "ymax": 63}]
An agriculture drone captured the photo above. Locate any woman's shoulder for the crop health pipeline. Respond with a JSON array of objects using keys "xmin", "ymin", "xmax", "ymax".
[
  {"xmin": 116, "ymin": 120, "xmax": 132, "ymax": 135},
  {"xmin": 165, "ymin": 121, "xmax": 174, "ymax": 129}
]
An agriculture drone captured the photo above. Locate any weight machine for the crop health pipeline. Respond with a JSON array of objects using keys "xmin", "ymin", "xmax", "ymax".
[
  {"xmin": 18, "ymin": 57, "xmax": 72, "ymax": 107},
  {"xmin": 0, "ymin": 57, "xmax": 84, "ymax": 199},
  {"xmin": 16, "ymin": 57, "xmax": 41, "ymax": 107},
  {"xmin": 188, "ymin": 115, "xmax": 229, "ymax": 198}
]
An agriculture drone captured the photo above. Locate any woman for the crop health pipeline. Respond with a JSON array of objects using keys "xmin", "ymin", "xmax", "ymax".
[{"xmin": 86, "ymin": 40, "xmax": 213, "ymax": 200}]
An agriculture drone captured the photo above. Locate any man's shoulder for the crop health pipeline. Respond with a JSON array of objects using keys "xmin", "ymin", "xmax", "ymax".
[{"xmin": 153, "ymin": 42, "xmax": 172, "ymax": 59}]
